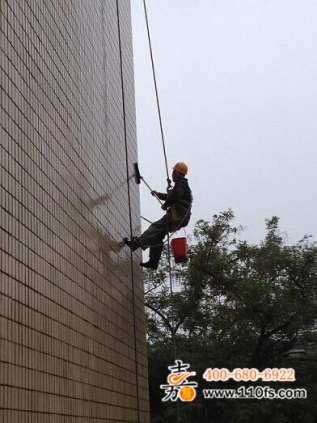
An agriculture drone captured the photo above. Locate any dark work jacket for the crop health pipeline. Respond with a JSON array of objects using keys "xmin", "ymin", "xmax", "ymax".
[{"xmin": 156, "ymin": 178, "xmax": 192, "ymax": 227}]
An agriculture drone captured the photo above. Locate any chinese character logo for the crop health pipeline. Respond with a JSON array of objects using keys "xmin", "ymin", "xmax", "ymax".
[{"xmin": 160, "ymin": 360, "xmax": 198, "ymax": 402}]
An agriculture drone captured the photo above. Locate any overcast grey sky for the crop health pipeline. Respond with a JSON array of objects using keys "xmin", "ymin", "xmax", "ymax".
[{"xmin": 131, "ymin": 0, "xmax": 317, "ymax": 245}]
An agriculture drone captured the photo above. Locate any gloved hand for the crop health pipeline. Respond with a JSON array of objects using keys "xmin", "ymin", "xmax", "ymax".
[
  {"xmin": 161, "ymin": 203, "xmax": 168, "ymax": 211},
  {"xmin": 151, "ymin": 190, "xmax": 158, "ymax": 196}
]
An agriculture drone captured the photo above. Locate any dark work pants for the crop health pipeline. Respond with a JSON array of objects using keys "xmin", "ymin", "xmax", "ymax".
[{"xmin": 138, "ymin": 213, "xmax": 172, "ymax": 265}]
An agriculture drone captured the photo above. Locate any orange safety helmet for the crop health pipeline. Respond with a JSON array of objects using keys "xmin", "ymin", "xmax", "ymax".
[{"xmin": 173, "ymin": 162, "xmax": 188, "ymax": 175}]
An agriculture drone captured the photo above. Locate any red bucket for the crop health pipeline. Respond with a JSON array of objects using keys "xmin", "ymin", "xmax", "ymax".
[{"xmin": 170, "ymin": 237, "xmax": 187, "ymax": 263}]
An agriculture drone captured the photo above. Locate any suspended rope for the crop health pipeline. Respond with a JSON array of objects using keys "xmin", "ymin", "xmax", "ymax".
[
  {"xmin": 142, "ymin": 0, "xmax": 178, "ymax": 368},
  {"xmin": 117, "ymin": 3, "xmax": 141, "ymax": 422},
  {"xmin": 142, "ymin": 0, "xmax": 170, "ymax": 185}
]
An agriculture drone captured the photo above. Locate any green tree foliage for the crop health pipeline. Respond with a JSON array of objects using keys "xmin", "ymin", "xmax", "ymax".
[{"xmin": 145, "ymin": 211, "xmax": 317, "ymax": 423}]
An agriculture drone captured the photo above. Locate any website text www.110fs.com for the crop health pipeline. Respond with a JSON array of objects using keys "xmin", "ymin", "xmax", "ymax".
[{"xmin": 203, "ymin": 386, "xmax": 307, "ymax": 400}]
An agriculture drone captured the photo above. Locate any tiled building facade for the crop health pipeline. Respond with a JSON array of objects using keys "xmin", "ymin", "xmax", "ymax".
[{"xmin": 0, "ymin": 0, "xmax": 149, "ymax": 421}]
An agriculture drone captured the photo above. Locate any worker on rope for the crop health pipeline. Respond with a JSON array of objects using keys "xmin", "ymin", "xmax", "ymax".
[{"xmin": 124, "ymin": 162, "xmax": 192, "ymax": 270}]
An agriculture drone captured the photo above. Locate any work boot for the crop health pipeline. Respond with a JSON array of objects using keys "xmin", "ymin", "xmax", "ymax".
[
  {"xmin": 140, "ymin": 260, "xmax": 158, "ymax": 270},
  {"xmin": 124, "ymin": 237, "xmax": 140, "ymax": 252}
]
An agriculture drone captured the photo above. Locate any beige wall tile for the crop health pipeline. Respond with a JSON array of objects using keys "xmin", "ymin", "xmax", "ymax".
[{"xmin": 0, "ymin": 1, "xmax": 149, "ymax": 421}]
